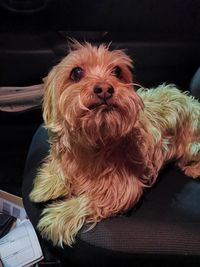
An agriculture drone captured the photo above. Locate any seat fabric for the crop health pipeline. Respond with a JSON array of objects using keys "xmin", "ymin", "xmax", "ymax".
[{"xmin": 22, "ymin": 125, "xmax": 200, "ymax": 267}]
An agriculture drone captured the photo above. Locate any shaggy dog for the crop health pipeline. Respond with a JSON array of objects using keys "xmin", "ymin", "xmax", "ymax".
[{"xmin": 30, "ymin": 41, "xmax": 200, "ymax": 247}]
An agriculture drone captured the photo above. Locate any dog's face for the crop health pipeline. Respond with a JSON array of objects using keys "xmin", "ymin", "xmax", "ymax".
[{"xmin": 44, "ymin": 42, "xmax": 143, "ymax": 146}]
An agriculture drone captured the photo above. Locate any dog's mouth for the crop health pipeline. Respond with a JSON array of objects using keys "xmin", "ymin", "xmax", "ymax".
[{"xmin": 88, "ymin": 101, "xmax": 118, "ymax": 112}]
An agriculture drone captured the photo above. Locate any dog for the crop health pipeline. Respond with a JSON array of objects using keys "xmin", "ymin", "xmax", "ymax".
[{"xmin": 30, "ymin": 41, "xmax": 200, "ymax": 247}]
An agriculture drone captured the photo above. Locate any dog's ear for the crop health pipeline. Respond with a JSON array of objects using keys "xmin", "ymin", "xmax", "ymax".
[{"xmin": 43, "ymin": 66, "xmax": 61, "ymax": 133}]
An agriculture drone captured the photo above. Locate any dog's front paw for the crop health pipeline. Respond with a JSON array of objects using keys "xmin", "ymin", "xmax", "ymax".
[
  {"xmin": 29, "ymin": 175, "xmax": 53, "ymax": 203},
  {"xmin": 30, "ymin": 163, "xmax": 68, "ymax": 203},
  {"xmin": 30, "ymin": 176, "xmax": 67, "ymax": 203},
  {"xmin": 37, "ymin": 196, "xmax": 89, "ymax": 247}
]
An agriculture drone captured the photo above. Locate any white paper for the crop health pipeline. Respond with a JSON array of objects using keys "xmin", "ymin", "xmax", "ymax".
[{"xmin": 0, "ymin": 220, "xmax": 43, "ymax": 267}]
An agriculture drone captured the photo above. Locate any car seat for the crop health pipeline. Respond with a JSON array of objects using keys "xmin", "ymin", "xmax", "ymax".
[{"xmin": 22, "ymin": 68, "xmax": 200, "ymax": 267}]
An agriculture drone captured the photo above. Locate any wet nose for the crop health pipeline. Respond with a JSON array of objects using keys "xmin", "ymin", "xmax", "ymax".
[{"xmin": 93, "ymin": 84, "xmax": 114, "ymax": 100}]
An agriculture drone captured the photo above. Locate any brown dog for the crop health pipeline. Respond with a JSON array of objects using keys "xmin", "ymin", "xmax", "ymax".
[{"xmin": 30, "ymin": 41, "xmax": 200, "ymax": 247}]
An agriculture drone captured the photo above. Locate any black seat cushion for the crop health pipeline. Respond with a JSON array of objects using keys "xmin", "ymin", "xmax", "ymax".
[{"xmin": 22, "ymin": 125, "xmax": 200, "ymax": 267}]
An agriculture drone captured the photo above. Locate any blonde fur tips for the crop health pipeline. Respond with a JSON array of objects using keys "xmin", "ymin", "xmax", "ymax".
[{"xmin": 30, "ymin": 42, "xmax": 200, "ymax": 247}]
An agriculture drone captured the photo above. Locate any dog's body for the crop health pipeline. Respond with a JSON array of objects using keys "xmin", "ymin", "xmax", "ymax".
[{"xmin": 30, "ymin": 42, "xmax": 200, "ymax": 247}]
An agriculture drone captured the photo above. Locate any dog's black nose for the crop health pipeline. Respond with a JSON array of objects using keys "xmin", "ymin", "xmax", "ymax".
[{"xmin": 93, "ymin": 84, "xmax": 114, "ymax": 100}]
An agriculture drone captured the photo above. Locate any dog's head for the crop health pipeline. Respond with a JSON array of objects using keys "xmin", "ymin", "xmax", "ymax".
[{"xmin": 44, "ymin": 41, "xmax": 144, "ymax": 146}]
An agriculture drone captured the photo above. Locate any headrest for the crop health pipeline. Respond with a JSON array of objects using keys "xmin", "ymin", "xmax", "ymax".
[{"xmin": 190, "ymin": 68, "xmax": 200, "ymax": 98}]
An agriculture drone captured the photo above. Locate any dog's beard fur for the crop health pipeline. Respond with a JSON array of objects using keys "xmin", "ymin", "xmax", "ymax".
[
  {"xmin": 58, "ymin": 82, "xmax": 143, "ymax": 147},
  {"xmin": 30, "ymin": 41, "xmax": 200, "ymax": 247}
]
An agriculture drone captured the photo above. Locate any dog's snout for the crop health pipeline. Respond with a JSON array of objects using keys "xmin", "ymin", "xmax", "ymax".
[{"xmin": 93, "ymin": 84, "xmax": 114, "ymax": 100}]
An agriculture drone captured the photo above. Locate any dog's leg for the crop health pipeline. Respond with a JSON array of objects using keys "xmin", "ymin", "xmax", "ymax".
[
  {"xmin": 37, "ymin": 195, "xmax": 89, "ymax": 247},
  {"xmin": 30, "ymin": 158, "xmax": 69, "ymax": 203},
  {"xmin": 178, "ymin": 142, "xmax": 200, "ymax": 178}
]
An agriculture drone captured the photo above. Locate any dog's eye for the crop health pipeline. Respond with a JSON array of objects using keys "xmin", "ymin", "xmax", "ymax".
[
  {"xmin": 112, "ymin": 66, "xmax": 122, "ymax": 79},
  {"xmin": 70, "ymin": 67, "xmax": 84, "ymax": 82}
]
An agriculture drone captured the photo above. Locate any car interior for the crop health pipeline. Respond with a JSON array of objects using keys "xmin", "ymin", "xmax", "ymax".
[{"xmin": 0, "ymin": 0, "xmax": 200, "ymax": 266}]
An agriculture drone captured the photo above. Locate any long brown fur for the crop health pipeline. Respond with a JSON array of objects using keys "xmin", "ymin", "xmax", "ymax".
[{"xmin": 30, "ymin": 41, "xmax": 200, "ymax": 247}]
